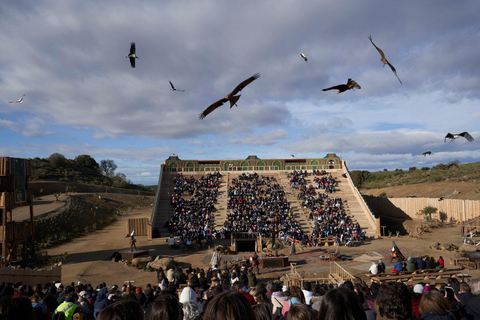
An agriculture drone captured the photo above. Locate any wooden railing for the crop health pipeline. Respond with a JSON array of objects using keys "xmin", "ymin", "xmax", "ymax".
[
  {"xmin": 0, "ymin": 265, "xmax": 61, "ymax": 286},
  {"xmin": 330, "ymin": 261, "xmax": 355, "ymax": 281}
]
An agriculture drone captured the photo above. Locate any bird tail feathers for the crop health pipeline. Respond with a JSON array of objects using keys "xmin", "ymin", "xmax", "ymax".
[{"xmin": 229, "ymin": 95, "xmax": 241, "ymax": 108}]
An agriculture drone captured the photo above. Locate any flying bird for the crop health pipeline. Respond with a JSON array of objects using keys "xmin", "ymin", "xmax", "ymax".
[
  {"xmin": 9, "ymin": 94, "xmax": 25, "ymax": 103},
  {"xmin": 322, "ymin": 79, "xmax": 361, "ymax": 94},
  {"xmin": 126, "ymin": 42, "xmax": 139, "ymax": 68},
  {"xmin": 368, "ymin": 36, "xmax": 402, "ymax": 84},
  {"xmin": 169, "ymin": 81, "xmax": 185, "ymax": 92},
  {"xmin": 291, "ymin": 154, "xmax": 295, "ymax": 157},
  {"xmin": 444, "ymin": 132, "xmax": 474, "ymax": 143},
  {"xmin": 199, "ymin": 73, "xmax": 260, "ymax": 119},
  {"xmin": 422, "ymin": 151, "xmax": 431, "ymax": 156},
  {"xmin": 299, "ymin": 53, "xmax": 308, "ymax": 61}
]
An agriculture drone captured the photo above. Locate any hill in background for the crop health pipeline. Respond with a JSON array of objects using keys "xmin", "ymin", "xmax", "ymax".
[{"xmin": 351, "ymin": 161, "xmax": 480, "ymax": 200}]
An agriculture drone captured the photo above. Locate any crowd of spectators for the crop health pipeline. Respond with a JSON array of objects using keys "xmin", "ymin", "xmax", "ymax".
[
  {"xmin": 164, "ymin": 173, "xmax": 222, "ymax": 244},
  {"xmin": 225, "ymin": 172, "xmax": 307, "ymax": 242},
  {"xmin": 3, "ymin": 273, "xmax": 480, "ymax": 320}
]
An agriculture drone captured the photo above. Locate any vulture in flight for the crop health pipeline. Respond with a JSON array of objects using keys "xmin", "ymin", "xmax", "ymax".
[
  {"xmin": 444, "ymin": 132, "xmax": 474, "ymax": 143},
  {"xmin": 169, "ymin": 81, "xmax": 185, "ymax": 92},
  {"xmin": 126, "ymin": 42, "xmax": 139, "ymax": 68},
  {"xmin": 422, "ymin": 151, "xmax": 431, "ymax": 156},
  {"xmin": 199, "ymin": 73, "xmax": 260, "ymax": 119},
  {"xmin": 322, "ymin": 79, "xmax": 361, "ymax": 94},
  {"xmin": 299, "ymin": 53, "xmax": 308, "ymax": 61},
  {"xmin": 368, "ymin": 36, "xmax": 402, "ymax": 84},
  {"xmin": 9, "ymin": 94, "xmax": 25, "ymax": 103}
]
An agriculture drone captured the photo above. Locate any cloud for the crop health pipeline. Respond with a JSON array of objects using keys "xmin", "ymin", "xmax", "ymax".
[{"xmin": 229, "ymin": 129, "xmax": 289, "ymax": 146}]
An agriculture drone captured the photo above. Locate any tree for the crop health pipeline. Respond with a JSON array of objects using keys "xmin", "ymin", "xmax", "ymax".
[
  {"xmin": 112, "ymin": 172, "xmax": 130, "ymax": 188},
  {"xmin": 100, "ymin": 159, "xmax": 118, "ymax": 177},
  {"xmin": 49, "ymin": 153, "xmax": 66, "ymax": 166},
  {"xmin": 418, "ymin": 206, "xmax": 438, "ymax": 221},
  {"xmin": 75, "ymin": 154, "xmax": 99, "ymax": 169}
]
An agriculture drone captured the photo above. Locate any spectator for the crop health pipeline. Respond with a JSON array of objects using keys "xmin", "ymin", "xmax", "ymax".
[
  {"xmin": 318, "ymin": 287, "xmax": 366, "ymax": 320},
  {"xmin": 271, "ymin": 283, "xmax": 288, "ymax": 319},
  {"xmin": 455, "ymin": 282, "xmax": 474, "ymax": 306},
  {"xmin": 182, "ymin": 300, "xmax": 203, "ymax": 320},
  {"xmin": 253, "ymin": 302, "xmax": 273, "ymax": 320},
  {"xmin": 377, "ymin": 260, "xmax": 386, "ymax": 274},
  {"xmin": 419, "ymin": 291, "xmax": 459, "ymax": 320},
  {"xmin": 78, "ymin": 291, "xmax": 93, "ymax": 320},
  {"xmin": 148, "ymin": 294, "xmax": 182, "ymax": 320},
  {"xmin": 405, "ymin": 257, "xmax": 416, "ymax": 272},
  {"xmin": 417, "ymin": 257, "xmax": 426, "ymax": 270},
  {"xmin": 287, "ymin": 303, "xmax": 317, "ymax": 320},
  {"xmin": 233, "ymin": 283, "xmax": 256, "ymax": 306},
  {"xmin": 202, "ymin": 291, "xmax": 255, "ymax": 320},
  {"xmin": 302, "ymin": 282, "xmax": 314, "ymax": 306},
  {"xmin": 0, "ymin": 295, "xmax": 35, "ymax": 320},
  {"xmin": 97, "ymin": 299, "xmax": 144, "ymax": 320},
  {"xmin": 369, "ymin": 262, "xmax": 378, "ymax": 275},
  {"xmin": 437, "ymin": 256, "xmax": 445, "ymax": 269},
  {"xmin": 282, "ymin": 286, "xmax": 305, "ymax": 319},
  {"xmin": 375, "ymin": 282, "xmax": 412, "ymax": 320}
]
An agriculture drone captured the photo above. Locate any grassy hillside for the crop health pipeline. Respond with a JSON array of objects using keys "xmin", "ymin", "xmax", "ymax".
[{"xmin": 350, "ymin": 161, "xmax": 480, "ymax": 190}]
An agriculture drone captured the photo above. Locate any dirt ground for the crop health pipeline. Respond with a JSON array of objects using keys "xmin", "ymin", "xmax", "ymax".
[{"xmin": 44, "ymin": 205, "xmax": 480, "ymax": 287}]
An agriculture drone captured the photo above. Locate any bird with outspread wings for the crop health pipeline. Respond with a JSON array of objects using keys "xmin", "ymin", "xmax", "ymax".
[
  {"xmin": 422, "ymin": 151, "xmax": 431, "ymax": 156},
  {"xmin": 444, "ymin": 132, "xmax": 474, "ymax": 143},
  {"xmin": 322, "ymin": 78, "xmax": 361, "ymax": 94},
  {"xmin": 9, "ymin": 94, "xmax": 25, "ymax": 103},
  {"xmin": 126, "ymin": 42, "xmax": 139, "ymax": 68},
  {"xmin": 299, "ymin": 53, "xmax": 308, "ymax": 61},
  {"xmin": 169, "ymin": 81, "xmax": 185, "ymax": 92},
  {"xmin": 368, "ymin": 36, "xmax": 402, "ymax": 84},
  {"xmin": 199, "ymin": 73, "xmax": 260, "ymax": 119}
]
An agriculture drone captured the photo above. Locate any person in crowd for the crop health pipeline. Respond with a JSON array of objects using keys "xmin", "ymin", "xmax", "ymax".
[
  {"xmin": 78, "ymin": 290, "xmax": 93, "ymax": 320},
  {"xmin": 405, "ymin": 257, "xmax": 416, "ymax": 272},
  {"xmin": 147, "ymin": 294, "xmax": 182, "ymax": 320},
  {"xmin": 211, "ymin": 247, "xmax": 222, "ymax": 270},
  {"xmin": 417, "ymin": 257, "xmax": 426, "ymax": 270},
  {"xmin": 455, "ymin": 282, "xmax": 474, "ymax": 306},
  {"xmin": 369, "ymin": 262, "xmax": 378, "ymax": 275},
  {"xmin": 271, "ymin": 283, "xmax": 288, "ymax": 319},
  {"xmin": 412, "ymin": 284, "xmax": 424, "ymax": 318},
  {"xmin": 247, "ymin": 268, "xmax": 257, "ymax": 288},
  {"xmin": 287, "ymin": 303, "xmax": 317, "ymax": 320},
  {"xmin": 251, "ymin": 252, "xmax": 260, "ymax": 274},
  {"xmin": 375, "ymin": 282, "xmax": 413, "ymax": 320},
  {"xmin": 317, "ymin": 287, "xmax": 366, "ymax": 320},
  {"xmin": 282, "ymin": 286, "xmax": 305, "ymax": 319},
  {"xmin": 94, "ymin": 286, "xmax": 109, "ymax": 318},
  {"xmin": 53, "ymin": 292, "xmax": 84, "ymax": 320},
  {"xmin": 253, "ymin": 302, "xmax": 273, "ymax": 320},
  {"xmin": 393, "ymin": 259, "xmax": 404, "ymax": 273},
  {"xmin": 437, "ymin": 256, "xmax": 445, "ymax": 269},
  {"xmin": 97, "ymin": 299, "xmax": 144, "ymax": 320},
  {"xmin": 419, "ymin": 290, "xmax": 460, "ymax": 320},
  {"xmin": 182, "ymin": 300, "xmax": 203, "ymax": 320},
  {"xmin": 377, "ymin": 260, "xmax": 386, "ymax": 274},
  {"xmin": 0, "ymin": 295, "xmax": 36, "ymax": 320},
  {"xmin": 202, "ymin": 290, "xmax": 256, "ymax": 320},
  {"xmin": 302, "ymin": 282, "xmax": 314, "ymax": 307}
]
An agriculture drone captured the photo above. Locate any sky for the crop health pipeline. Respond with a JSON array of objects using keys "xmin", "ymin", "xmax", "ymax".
[{"xmin": 1, "ymin": 1, "xmax": 479, "ymax": 185}]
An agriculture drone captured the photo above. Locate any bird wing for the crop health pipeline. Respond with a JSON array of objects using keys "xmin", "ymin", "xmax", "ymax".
[
  {"xmin": 130, "ymin": 42, "xmax": 136, "ymax": 55},
  {"xmin": 129, "ymin": 57, "xmax": 135, "ymax": 68},
  {"xmin": 199, "ymin": 98, "xmax": 228, "ymax": 120},
  {"xmin": 230, "ymin": 73, "xmax": 261, "ymax": 96},
  {"xmin": 444, "ymin": 133, "xmax": 454, "ymax": 142},
  {"xmin": 387, "ymin": 62, "xmax": 402, "ymax": 84},
  {"xmin": 347, "ymin": 79, "xmax": 361, "ymax": 90},
  {"xmin": 460, "ymin": 132, "xmax": 474, "ymax": 142},
  {"xmin": 169, "ymin": 81, "xmax": 175, "ymax": 90},
  {"xmin": 368, "ymin": 36, "xmax": 386, "ymax": 60},
  {"xmin": 322, "ymin": 84, "xmax": 346, "ymax": 91}
]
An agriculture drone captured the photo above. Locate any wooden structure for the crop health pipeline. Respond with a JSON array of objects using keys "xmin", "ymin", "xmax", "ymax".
[
  {"xmin": 369, "ymin": 268, "xmax": 463, "ymax": 285},
  {"xmin": 0, "ymin": 157, "xmax": 35, "ymax": 267},
  {"xmin": 258, "ymin": 256, "xmax": 289, "ymax": 268},
  {"xmin": 126, "ymin": 218, "xmax": 149, "ymax": 236},
  {"xmin": 0, "ymin": 265, "xmax": 61, "ymax": 285},
  {"xmin": 119, "ymin": 249, "xmax": 149, "ymax": 262},
  {"xmin": 284, "ymin": 262, "xmax": 354, "ymax": 287},
  {"xmin": 230, "ymin": 232, "xmax": 262, "ymax": 253}
]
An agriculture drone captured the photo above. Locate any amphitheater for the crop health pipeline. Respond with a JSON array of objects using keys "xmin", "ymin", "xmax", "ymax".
[{"xmin": 148, "ymin": 154, "xmax": 380, "ymax": 240}]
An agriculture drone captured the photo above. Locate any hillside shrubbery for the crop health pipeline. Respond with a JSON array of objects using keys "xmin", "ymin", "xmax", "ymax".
[{"xmin": 350, "ymin": 162, "xmax": 480, "ymax": 189}]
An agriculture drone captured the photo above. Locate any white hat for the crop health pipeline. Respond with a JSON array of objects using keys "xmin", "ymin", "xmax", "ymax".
[
  {"xmin": 55, "ymin": 283, "xmax": 62, "ymax": 289},
  {"xmin": 79, "ymin": 290, "xmax": 89, "ymax": 298},
  {"xmin": 413, "ymin": 284, "xmax": 424, "ymax": 294}
]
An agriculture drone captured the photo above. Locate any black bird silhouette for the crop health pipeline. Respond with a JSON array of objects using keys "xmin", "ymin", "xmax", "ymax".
[
  {"xmin": 199, "ymin": 73, "xmax": 260, "ymax": 119},
  {"xmin": 126, "ymin": 42, "xmax": 139, "ymax": 68},
  {"xmin": 444, "ymin": 132, "xmax": 474, "ymax": 143},
  {"xmin": 422, "ymin": 151, "xmax": 431, "ymax": 156},
  {"xmin": 322, "ymin": 79, "xmax": 361, "ymax": 94},
  {"xmin": 438, "ymin": 197, "xmax": 444, "ymax": 201},
  {"xmin": 169, "ymin": 81, "xmax": 185, "ymax": 92},
  {"xmin": 291, "ymin": 154, "xmax": 295, "ymax": 158},
  {"xmin": 299, "ymin": 53, "xmax": 308, "ymax": 61},
  {"xmin": 368, "ymin": 36, "xmax": 402, "ymax": 84}
]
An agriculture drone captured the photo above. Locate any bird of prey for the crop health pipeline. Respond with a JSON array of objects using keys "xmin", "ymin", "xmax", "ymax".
[
  {"xmin": 438, "ymin": 197, "xmax": 444, "ymax": 201},
  {"xmin": 299, "ymin": 53, "xmax": 308, "ymax": 61},
  {"xmin": 291, "ymin": 154, "xmax": 295, "ymax": 157},
  {"xmin": 322, "ymin": 79, "xmax": 361, "ymax": 94},
  {"xmin": 9, "ymin": 94, "xmax": 25, "ymax": 103},
  {"xmin": 199, "ymin": 73, "xmax": 260, "ymax": 119},
  {"xmin": 422, "ymin": 151, "xmax": 431, "ymax": 156},
  {"xmin": 368, "ymin": 36, "xmax": 402, "ymax": 84},
  {"xmin": 169, "ymin": 81, "xmax": 185, "ymax": 92},
  {"xmin": 126, "ymin": 42, "xmax": 139, "ymax": 68},
  {"xmin": 444, "ymin": 132, "xmax": 474, "ymax": 143}
]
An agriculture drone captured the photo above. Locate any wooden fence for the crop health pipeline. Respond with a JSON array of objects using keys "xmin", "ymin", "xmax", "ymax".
[
  {"xmin": 126, "ymin": 218, "xmax": 149, "ymax": 236},
  {"xmin": 364, "ymin": 196, "xmax": 480, "ymax": 222},
  {"xmin": 0, "ymin": 265, "xmax": 61, "ymax": 286}
]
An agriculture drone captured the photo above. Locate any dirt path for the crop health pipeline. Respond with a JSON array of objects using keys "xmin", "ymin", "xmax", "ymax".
[{"xmin": 44, "ymin": 204, "xmax": 480, "ymax": 287}]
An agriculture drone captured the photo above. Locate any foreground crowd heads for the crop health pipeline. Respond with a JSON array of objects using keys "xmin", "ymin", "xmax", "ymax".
[{"xmin": 2, "ymin": 275, "xmax": 480, "ymax": 320}]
